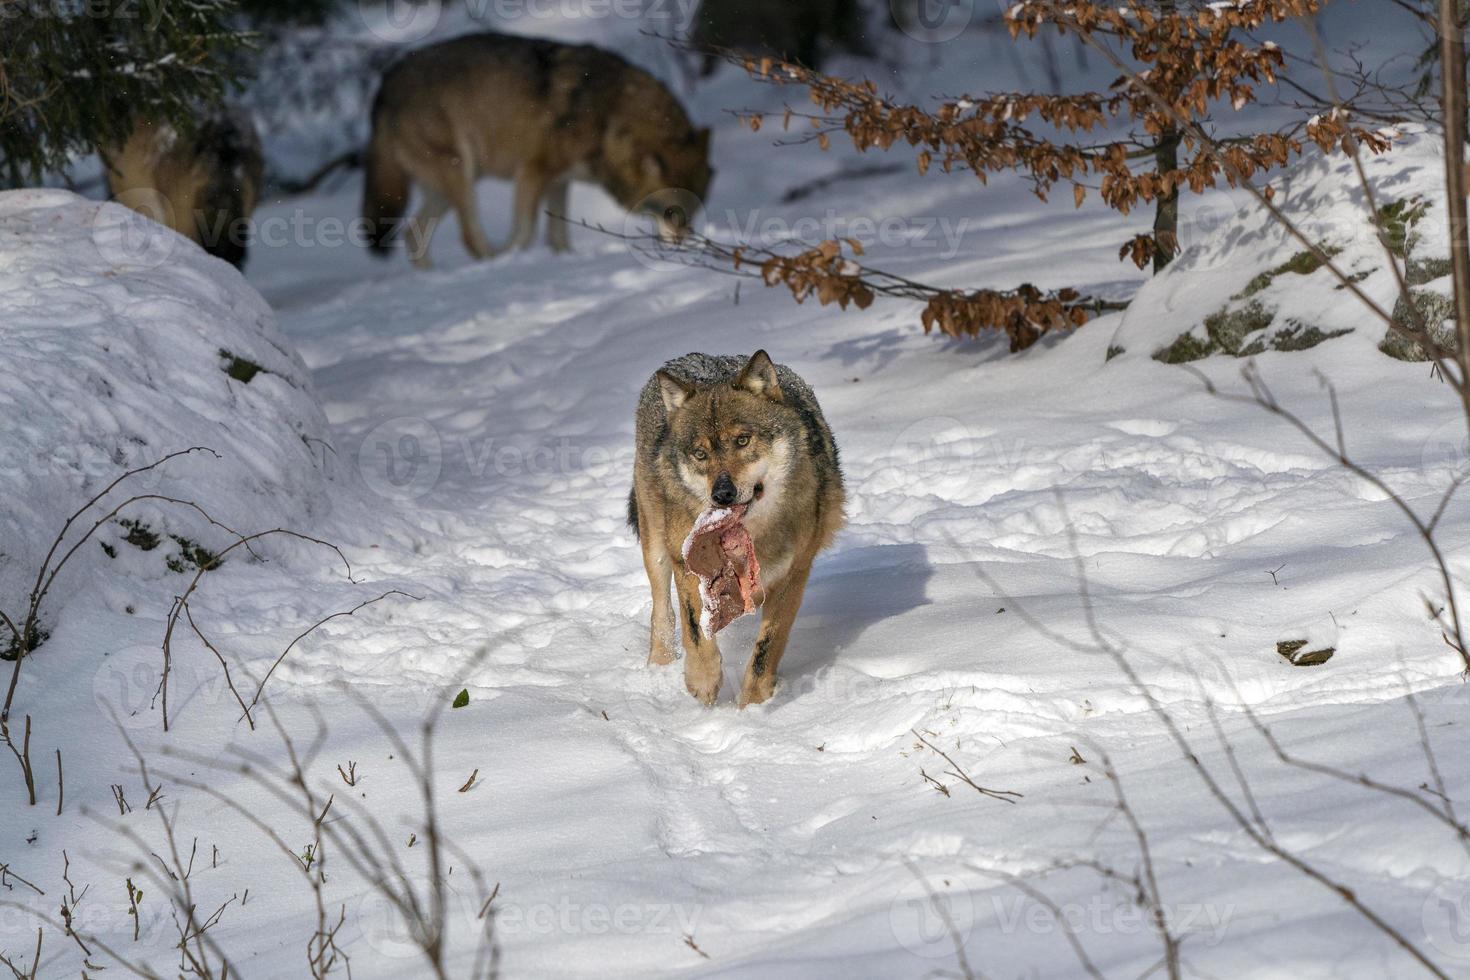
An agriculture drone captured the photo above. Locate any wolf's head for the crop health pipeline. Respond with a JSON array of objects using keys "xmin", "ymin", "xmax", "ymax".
[
  {"xmin": 656, "ymin": 351, "xmax": 795, "ymax": 511},
  {"xmin": 602, "ymin": 118, "xmax": 713, "ymax": 243}
]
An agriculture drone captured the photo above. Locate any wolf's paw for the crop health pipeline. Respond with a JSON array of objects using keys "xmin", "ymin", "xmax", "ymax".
[
  {"xmin": 737, "ymin": 677, "xmax": 776, "ymax": 709},
  {"xmin": 684, "ymin": 665, "xmax": 722, "ymax": 706}
]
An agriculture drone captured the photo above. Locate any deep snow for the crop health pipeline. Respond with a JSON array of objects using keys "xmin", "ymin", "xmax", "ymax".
[{"xmin": 3, "ymin": 6, "xmax": 1470, "ymax": 979}]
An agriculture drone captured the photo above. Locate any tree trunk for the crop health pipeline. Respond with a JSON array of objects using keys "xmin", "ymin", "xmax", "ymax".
[
  {"xmin": 1434, "ymin": 0, "xmax": 1470, "ymax": 379},
  {"xmin": 1440, "ymin": 0, "xmax": 1470, "ymax": 371},
  {"xmin": 1152, "ymin": 126, "xmax": 1181, "ymax": 274}
]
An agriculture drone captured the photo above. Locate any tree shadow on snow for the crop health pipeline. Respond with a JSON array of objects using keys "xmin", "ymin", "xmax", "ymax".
[{"xmin": 824, "ymin": 322, "xmax": 1068, "ymax": 375}]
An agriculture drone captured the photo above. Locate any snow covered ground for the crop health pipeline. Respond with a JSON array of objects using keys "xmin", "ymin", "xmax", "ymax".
[{"xmin": 4, "ymin": 6, "xmax": 1470, "ymax": 979}]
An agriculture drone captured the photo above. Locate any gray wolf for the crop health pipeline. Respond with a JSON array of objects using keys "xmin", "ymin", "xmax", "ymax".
[
  {"xmin": 630, "ymin": 351, "xmax": 844, "ymax": 707},
  {"xmin": 362, "ymin": 32, "xmax": 713, "ymax": 268},
  {"xmin": 103, "ymin": 109, "xmax": 264, "ymax": 269}
]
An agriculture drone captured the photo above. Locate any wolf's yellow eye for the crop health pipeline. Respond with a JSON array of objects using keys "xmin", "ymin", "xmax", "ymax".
[
  {"xmin": 691, "ymin": 449, "xmax": 708, "ymax": 461},
  {"xmin": 735, "ymin": 434, "xmax": 751, "ymax": 447}
]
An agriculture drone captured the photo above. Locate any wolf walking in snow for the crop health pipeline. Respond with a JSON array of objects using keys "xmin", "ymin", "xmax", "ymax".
[
  {"xmin": 103, "ymin": 109, "xmax": 264, "ymax": 269},
  {"xmin": 630, "ymin": 351, "xmax": 845, "ymax": 707},
  {"xmin": 362, "ymin": 32, "xmax": 713, "ymax": 268}
]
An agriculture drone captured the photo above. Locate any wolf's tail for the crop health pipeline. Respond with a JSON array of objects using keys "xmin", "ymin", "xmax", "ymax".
[
  {"xmin": 626, "ymin": 487, "xmax": 640, "ymax": 540},
  {"xmin": 362, "ymin": 98, "xmax": 409, "ymax": 256}
]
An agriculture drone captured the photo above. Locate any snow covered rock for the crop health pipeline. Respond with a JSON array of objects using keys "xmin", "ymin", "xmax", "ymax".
[
  {"xmin": 1107, "ymin": 129, "xmax": 1455, "ymax": 364},
  {"xmin": 0, "ymin": 189, "xmax": 338, "ymax": 637}
]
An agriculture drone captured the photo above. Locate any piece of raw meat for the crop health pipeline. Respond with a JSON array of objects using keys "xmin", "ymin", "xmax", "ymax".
[{"xmin": 681, "ymin": 504, "xmax": 762, "ymax": 638}]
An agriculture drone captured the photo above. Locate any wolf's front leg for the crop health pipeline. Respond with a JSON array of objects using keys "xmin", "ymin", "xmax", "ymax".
[
  {"xmin": 641, "ymin": 541, "xmax": 677, "ymax": 666},
  {"xmin": 738, "ymin": 558, "xmax": 813, "ymax": 708},
  {"xmin": 674, "ymin": 567, "xmax": 722, "ymax": 705}
]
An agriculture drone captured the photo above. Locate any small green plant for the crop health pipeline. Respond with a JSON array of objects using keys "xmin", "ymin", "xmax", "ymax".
[
  {"xmin": 2, "ymin": 624, "xmax": 49, "ymax": 662},
  {"xmin": 118, "ymin": 518, "xmax": 161, "ymax": 552},
  {"xmin": 166, "ymin": 535, "xmax": 223, "ymax": 574},
  {"xmin": 1375, "ymin": 196, "xmax": 1430, "ymax": 258},
  {"xmin": 220, "ymin": 349, "xmax": 268, "ymax": 385},
  {"xmin": 125, "ymin": 877, "xmax": 144, "ymax": 942},
  {"xmin": 452, "ymin": 689, "xmax": 469, "ymax": 709},
  {"xmin": 1234, "ymin": 245, "xmax": 1343, "ymax": 299},
  {"xmin": 1156, "ymin": 303, "xmax": 1349, "ymax": 362}
]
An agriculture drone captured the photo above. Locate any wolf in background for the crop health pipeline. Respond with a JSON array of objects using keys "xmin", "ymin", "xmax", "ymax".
[
  {"xmin": 103, "ymin": 109, "xmax": 264, "ymax": 269},
  {"xmin": 362, "ymin": 32, "xmax": 713, "ymax": 267},
  {"xmin": 631, "ymin": 351, "xmax": 845, "ymax": 707}
]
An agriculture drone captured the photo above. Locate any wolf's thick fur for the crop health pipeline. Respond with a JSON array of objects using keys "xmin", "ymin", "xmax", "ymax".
[
  {"xmin": 104, "ymin": 109, "xmax": 264, "ymax": 269},
  {"xmin": 363, "ymin": 32, "xmax": 712, "ymax": 267},
  {"xmin": 631, "ymin": 351, "xmax": 844, "ymax": 707}
]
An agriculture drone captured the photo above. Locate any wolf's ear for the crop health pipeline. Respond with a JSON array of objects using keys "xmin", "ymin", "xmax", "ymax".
[
  {"xmin": 734, "ymin": 350, "xmax": 783, "ymax": 402},
  {"xmin": 656, "ymin": 371, "xmax": 695, "ymax": 413}
]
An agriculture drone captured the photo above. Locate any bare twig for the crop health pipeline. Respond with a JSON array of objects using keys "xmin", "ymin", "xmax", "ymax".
[
  {"xmin": 910, "ymin": 730, "xmax": 1023, "ymax": 803},
  {"xmin": 243, "ymin": 589, "xmax": 420, "ymax": 719}
]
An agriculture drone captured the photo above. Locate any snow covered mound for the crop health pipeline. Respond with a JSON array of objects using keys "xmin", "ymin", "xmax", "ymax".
[
  {"xmin": 0, "ymin": 190, "xmax": 337, "ymax": 630},
  {"xmin": 1108, "ymin": 129, "xmax": 1453, "ymax": 364}
]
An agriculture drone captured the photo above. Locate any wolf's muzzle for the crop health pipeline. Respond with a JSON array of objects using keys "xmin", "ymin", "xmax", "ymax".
[{"xmin": 711, "ymin": 472, "xmax": 738, "ymax": 507}]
